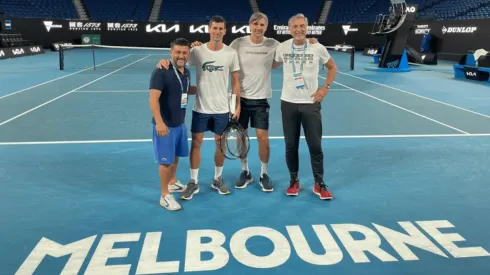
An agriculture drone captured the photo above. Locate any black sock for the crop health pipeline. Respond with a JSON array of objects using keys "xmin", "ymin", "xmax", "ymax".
[{"xmin": 290, "ymin": 172, "xmax": 298, "ymax": 182}]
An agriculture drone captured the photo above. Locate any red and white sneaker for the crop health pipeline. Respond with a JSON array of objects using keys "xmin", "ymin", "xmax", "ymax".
[
  {"xmin": 313, "ymin": 183, "xmax": 333, "ymax": 200},
  {"xmin": 286, "ymin": 179, "xmax": 300, "ymax": 196}
]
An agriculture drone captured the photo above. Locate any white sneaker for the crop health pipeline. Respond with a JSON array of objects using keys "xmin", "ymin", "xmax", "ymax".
[
  {"xmin": 168, "ymin": 180, "xmax": 187, "ymax": 193},
  {"xmin": 160, "ymin": 194, "xmax": 182, "ymax": 211}
]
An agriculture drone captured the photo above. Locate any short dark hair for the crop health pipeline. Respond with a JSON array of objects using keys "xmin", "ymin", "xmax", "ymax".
[
  {"xmin": 209, "ymin": 15, "xmax": 226, "ymax": 27},
  {"xmin": 170, "ymin": 38, "xmax": 190, "ymax": 48}
]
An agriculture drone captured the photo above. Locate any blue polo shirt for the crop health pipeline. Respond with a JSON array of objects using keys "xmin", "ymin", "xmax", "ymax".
[{"xmin": 149, "ymin": 64, "xmax": 190, "ymax": 127}]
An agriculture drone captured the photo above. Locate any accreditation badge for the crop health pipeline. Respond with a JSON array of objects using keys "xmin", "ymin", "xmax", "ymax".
[
  {"xmin": 294, "ymin": 73, "xmax": 305, "ymax": 89},
  {"xmin": 181, "ymin": 93, "xmax": 188, "ymax": 108}
]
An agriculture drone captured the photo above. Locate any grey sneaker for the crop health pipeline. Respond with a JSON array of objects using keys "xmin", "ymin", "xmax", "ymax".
[
  {"xmin": 212, "ymin": 176, "xmax": 231, "ymax": 195},
  {"xmin": 181, "ymin": 180, "xmax": 199, "ymax": 200},
  {"xmin": 260, "ymin": 174, "xmax": 273, "ymax": 192},
  {"xmin": 235, "ymin": 170, "xmax": 253, "ymax": 189}
]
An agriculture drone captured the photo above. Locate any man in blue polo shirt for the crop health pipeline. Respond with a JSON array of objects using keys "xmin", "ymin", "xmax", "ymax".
[{"xmin": 149, "ymin": 38, "xmax": 196, "ymax": 211}]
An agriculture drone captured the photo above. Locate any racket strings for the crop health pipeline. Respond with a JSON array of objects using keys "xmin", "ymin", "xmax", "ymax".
[{"xmin": 221, "ymin": 120, "xmax": 250, "ymax": 160}]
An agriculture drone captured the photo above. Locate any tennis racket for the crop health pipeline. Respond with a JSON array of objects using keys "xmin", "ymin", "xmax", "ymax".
[{"xmin": 220, "ymin": 93, "xmax": 250, "ymax": 160}]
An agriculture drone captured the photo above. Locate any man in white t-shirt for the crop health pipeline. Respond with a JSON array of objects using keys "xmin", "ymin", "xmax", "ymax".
[
  {"xmin": 274, "ymin": 13, "xmax": 337, "ymax": 200},
  {"xmin": 176, "ymin": 15, "xmax": 241, "ymax": 200},
  {"xmin": 227, "ymin": 12, "xmax": 279, "ymax": 193}
]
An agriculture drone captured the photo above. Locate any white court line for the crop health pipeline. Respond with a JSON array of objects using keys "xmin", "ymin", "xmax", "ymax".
[
  {"xmin": 272, "ymin": 88, "xmax": 350, "ymax": 92},
  {"xmin": 0, "ymin": 54, "xmax": 132, "ymax": 100},
  {"xmin": 73, "ymin": 90, "xmax": 148, "ymax": 93},
  {"xmin": 0, "ymin": 55, "xmax": 152, "ymax": 127},
  {"xmin": 320, "ymin": 76, "xmax": 470, "ymax": 135},
  {"xmin": 336, "ymin": 71, "xmax": 490, "ymax": 120},
  {"xmin": 2, "ymin": 133, "xmax": 490, "ymax": 145},
  {"xmin": 75, "ymin": 88, "xmax": 352, "ymax": 93}
]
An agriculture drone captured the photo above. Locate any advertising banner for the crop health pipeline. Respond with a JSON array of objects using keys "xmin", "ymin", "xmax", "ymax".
[
  {"xmin": 1, "ymin": 17, "xmax": 489, "ymax": 62},
  {"xmin": 82, "ymin": 34, "xmax": 101, "ymax": 45},
  {"xmin": 0, "ymin": 45, "xmax": 45, "ymax": 59}
]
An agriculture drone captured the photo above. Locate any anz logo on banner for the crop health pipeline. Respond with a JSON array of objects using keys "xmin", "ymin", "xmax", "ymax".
[{"xmin": 146, "ymin": 24, "xmax": 180, "ymax": 33}]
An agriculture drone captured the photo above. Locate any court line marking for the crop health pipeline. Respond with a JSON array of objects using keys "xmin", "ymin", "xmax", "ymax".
[
  {"xmin": 73, "ymin": 88, "xmax": 353, "ymax": 93},
  {"xmin": 0, "ymin": 54, "xmax": 132, "ymax": 100},
  {"xmin": 320, "ymin": 76, "xmax": 470, "ymax": 135},
  {"xmin": 2, "ymin": 133, "xmax": 490, "ymax": 145},
  {"xmin": 336, "ymin": 71, "xmax": 490, "ymax": 120},
  {"xmin": 0, "ymin": 55, "xmax": 152, "ymax": 127},
  {"xmin": 73, "ymin": 90, "xmax": 148, "ymax": 93}
]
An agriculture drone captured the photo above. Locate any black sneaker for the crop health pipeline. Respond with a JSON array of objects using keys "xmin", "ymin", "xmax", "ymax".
[
  {"xmin": 260, "ymin": 174, "xmax": 273, "ymax": 192},
  {"xmin": 235, "ymin": 170, "xmax": 253, "ymax": 189}
]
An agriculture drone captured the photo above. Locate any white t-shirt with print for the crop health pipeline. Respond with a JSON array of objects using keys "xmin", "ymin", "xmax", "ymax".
[
  {"xmin": 274, "ymin": 38, "xmax": 331, "ymax": 104},
  {"xmin": 229, "ymin": 36, "xmax": 280, "ymax": 99},
  {"xmin": 187, "ymin": 43, "xmax": 240, "ymax": 114}
]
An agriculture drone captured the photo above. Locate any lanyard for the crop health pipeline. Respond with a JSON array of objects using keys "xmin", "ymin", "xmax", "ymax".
[
  {"xmin": 291, "ymin": 42, "xmax": 307, "ymax": 74},
  {"xmin": 171, "ymin": 61, "xmax": 189, "ymax": 94}
]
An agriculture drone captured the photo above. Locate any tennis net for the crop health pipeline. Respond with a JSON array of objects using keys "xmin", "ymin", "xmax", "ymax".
[
  {"xmin": 59, "ymin": 44, "xmax": 355, "ymax": 72},
  {"xmin": 324, "ymin": 44, "xmax": 355, "ymax": 71}
]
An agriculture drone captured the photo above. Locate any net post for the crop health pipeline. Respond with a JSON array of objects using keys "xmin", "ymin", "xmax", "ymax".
[
  {"xmin": 92, "ymin": 44, "xmax": 96, "ymax": 71},
  {"xmin": 59, "ymin": 45, "xmax": 64, "ymax": 70},
  {"xmin": 351, "ymin": 46, "xmax": 356, "ymax": 70}
]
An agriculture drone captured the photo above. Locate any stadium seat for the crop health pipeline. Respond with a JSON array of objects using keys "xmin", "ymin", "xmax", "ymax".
[
  {"xmin": 159, "ymin": 0, "xmax": 253, "ymax": 23},
  {"xmin": 83, "ymin": 0, "xmax": 152, "ymax": 21},
  {"xmin": 0, "ymin": 0, "xmax": 78, "ymax": 19},
  {"xmin": 257, "ymin": 0, "xmax": 325, "ymax": 24}
]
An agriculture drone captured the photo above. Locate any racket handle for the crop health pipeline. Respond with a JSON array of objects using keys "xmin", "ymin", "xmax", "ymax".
[{"xmin": 230, "ymin": 93, "xmax": 236, "ymax": 115}]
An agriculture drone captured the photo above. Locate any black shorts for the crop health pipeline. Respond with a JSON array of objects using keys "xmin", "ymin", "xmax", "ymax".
[{"xmin": 238, "ymin": 98, "xmax": 270, "ymax": 130}]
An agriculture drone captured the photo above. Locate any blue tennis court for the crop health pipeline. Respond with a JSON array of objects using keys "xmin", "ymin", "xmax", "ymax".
[{"xmin": 1, "ymin": 48, "xmax": 490, "ymax": 275}]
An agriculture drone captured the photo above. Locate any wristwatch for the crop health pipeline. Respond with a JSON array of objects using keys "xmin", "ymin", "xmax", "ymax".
[{"xmin": 324, "ymin": 83, "xmax": 331, "ymax": 89}]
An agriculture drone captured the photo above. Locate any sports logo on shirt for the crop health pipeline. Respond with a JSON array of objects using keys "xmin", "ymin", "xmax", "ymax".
[{"xmin": 202, "ymin": 61, "xmax": 224, "ymax": 72}]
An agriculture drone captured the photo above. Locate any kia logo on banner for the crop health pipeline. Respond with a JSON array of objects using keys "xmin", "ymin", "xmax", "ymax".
[
  {"xmin": 190, "ymin": 25, "xmax": 208, "ymax": 33},
  {"xmin": 43, "ymin": 21, "xmax": 63, "ymax": 32},
  {"xmin": 232, "ymin": 25, "xmax": 250, "ymax": 34},
  {"xmin": 0, "ymin": 50, "xmax": 5, "ymax": 57},
  {"xmin": 69, "ymin": 22, "xmax": 101, "ymax": 31},
  {"xmin": 342, "ymin": 25, "xmax": 358, "ymax": 35},
  {"xmin": 442, "ymin": 26, "xmax": 477, "ymax": 34},
  {"xmin": 146, "ymin": 24, "xmax": 180, "ymax": 33}
]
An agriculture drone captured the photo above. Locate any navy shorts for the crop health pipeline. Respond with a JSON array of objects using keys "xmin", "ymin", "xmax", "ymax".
[
  {"xmin": 152, "ymin": 123, "xmax": 189, "ymax": 165},
  {"xmin": 191, "ymin": 111, "xmax": 229, "ymax": 135}
]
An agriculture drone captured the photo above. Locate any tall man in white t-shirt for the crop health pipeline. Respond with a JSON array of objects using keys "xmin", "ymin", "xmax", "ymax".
[
  {"xmin": 179, "ymin": 15, "xmax": 241, "ymax": 200},
  {"xmin": 274, "ymin": 13, "xmax": 336, "ymax": 200},
  {"xmin": 228, "ymin": 12, "xmax": 280, "ymax": 192}
]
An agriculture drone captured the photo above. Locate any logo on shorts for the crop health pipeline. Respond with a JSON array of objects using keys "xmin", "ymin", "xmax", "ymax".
[{"xmin": 202, "ymin": 61, "xmax": 224, "ymax": 72}]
